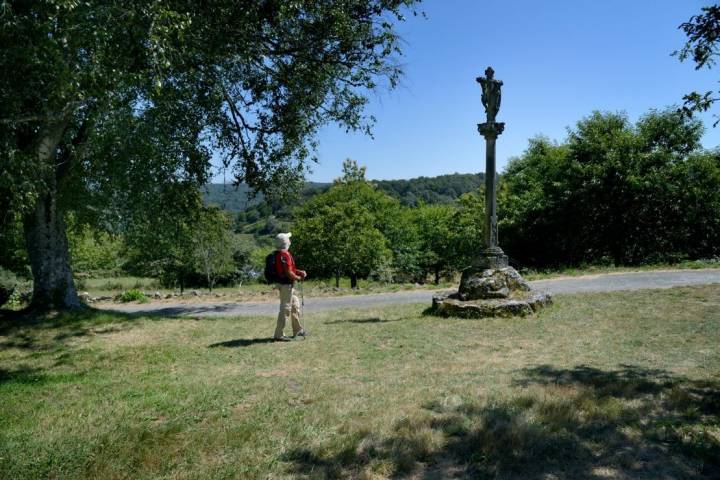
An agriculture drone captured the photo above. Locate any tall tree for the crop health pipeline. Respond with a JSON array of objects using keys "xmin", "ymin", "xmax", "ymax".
[
  {"xmin": 0, "ymin": 0, "xmax": 420, "ymax": 309},
  {"xmin": 123, "ymin": 187, "xmax": 205, "ymax": 293},
  {"xmin": 293, "ymin": 162, "xmax": 394, "ymax": 288},
  {"xmin": 192, "ymin": 207, "xmax": 236, "ymax": 293},
  {"xmin": 293, "ymin": 191, "xmax": 391, "ymax": 288},
  {"xmin": 415, "ymin": 204, "xmax": 455, "ymax": 284}
]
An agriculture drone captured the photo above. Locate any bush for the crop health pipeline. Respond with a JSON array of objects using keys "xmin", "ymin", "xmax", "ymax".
[
  {"xmin": 118, "ymin": 289, "xmax": 148, "ymax": 303},
  {"xmin": 0, "ymin": 268, "xmax": 18, "ymax": 307},
  {"xmin": 67, "ymin": 220, "xmax": 125, "ymax": 273}
]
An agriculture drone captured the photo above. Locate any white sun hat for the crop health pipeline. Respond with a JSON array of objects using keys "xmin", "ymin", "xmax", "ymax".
[{"xmin": 275, "ymin": 232, "xmax": 292, "ymax": 249}]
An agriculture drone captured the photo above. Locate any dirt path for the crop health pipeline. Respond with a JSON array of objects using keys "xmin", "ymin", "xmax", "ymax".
[{"xmin": 102, "ymin": 268, "xmax": 720, "ymax": 317}]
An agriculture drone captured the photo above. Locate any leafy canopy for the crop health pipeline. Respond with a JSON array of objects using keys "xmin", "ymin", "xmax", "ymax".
[
  {"xmin": 293, "ymin": 161, "xmax": 395, "ymax": 282},
  {"xmin": 0, "ymin": 0, "xmax": 422, "ymax": 224},
  {"xmin": 501, "ymin": 109, "xmax": 719, "ymax": 267}
]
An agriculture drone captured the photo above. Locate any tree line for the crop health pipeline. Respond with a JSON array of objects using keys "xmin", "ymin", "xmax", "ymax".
[
  {"xmin": 2, "ymin": 107, "xmax": 719, "ymax": 301},
  {"xmin": 228, "ymin": 172, "xmax": 484, "ymax": 233},
  {"xmin": 294, "ymin": 109, "xmax": 720, "ymax": 284},
  {"xmin": 500, "ymin": 108, "xmax": 720, "ymax": 267},
  {"xmin": 292, "ymin": 160, "xmax": 484, "ymax": 287}
]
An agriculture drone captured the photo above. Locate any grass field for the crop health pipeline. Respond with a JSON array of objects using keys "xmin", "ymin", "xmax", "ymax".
[{"xmin": 1, "ymin": 286, "xmax": 719, "ymax": 479}]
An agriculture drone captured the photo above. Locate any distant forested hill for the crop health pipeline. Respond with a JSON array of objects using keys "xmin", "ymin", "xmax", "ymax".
[
  {"xmin": 202, "ymin": 182, "xmax": 330, "ymax": 213},
  {"xmin": 203, "ymin": 172, "xmax": 484, "ymax": 213},
  {"xmin": 204, "ymin": 172, "xmax": 485, "ymax": 239},
  {"xmin": 373, "ymin": 173, "xmax": 484, "ymax": 206},
  {"xmin": 202, "ymin": 183, "xmax": 257, "ymax": 212}
]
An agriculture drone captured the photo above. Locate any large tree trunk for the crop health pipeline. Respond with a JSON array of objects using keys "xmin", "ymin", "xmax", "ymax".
[
  {"xmin": 23, "ymin": 112, "xmax": 81, "ymax": 310},
  {"xmin": 24, "ymin": 189, "xmax": 81, "ymax": 310}
]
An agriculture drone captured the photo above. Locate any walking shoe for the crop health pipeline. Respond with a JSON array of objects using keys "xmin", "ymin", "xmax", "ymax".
[
  {"xmin": 294, "ymin": 330, "xmax": 308, "ymax": 338},
  {"xmin": 274, "ymin": 336, "xmax": 293, "ymax": 342}
]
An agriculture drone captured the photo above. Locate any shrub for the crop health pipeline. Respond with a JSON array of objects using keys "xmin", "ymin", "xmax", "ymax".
[{"xmin": 118, "ymin": 289, "xmax": 147, "ymax": 303}]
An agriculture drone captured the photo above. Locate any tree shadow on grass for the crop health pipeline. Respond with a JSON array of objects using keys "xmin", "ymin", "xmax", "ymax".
[
  {"xmin": 282, "ymin": 365, "xmax": 720, "ymax": 479},
  {"xmin": 324, "ymin": 317, "xmax": 397, "ymax": 325},
  {"xmin": 0, "ymin": 306, "xmax": 179, "ymax": 351},
  {"xmin": 0, "ymin": 365, "xmax": 86, "ymax": 387},
  {"xmin": 208, "ymin": 338, "xmax": 277, "ymax": 348},
  {"xmin": 1, "ymin": 306, "xmax": 136, "ymax": 332},
  {"xmin": 0, "ymin": 365, "xmax": 44, "ymax": 386}
]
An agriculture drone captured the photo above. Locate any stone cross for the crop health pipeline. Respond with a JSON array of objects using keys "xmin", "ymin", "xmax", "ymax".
[
  {"xmin": 430, "ymin": 67, "xmax": 552, "ymax": 316},
  {"xmin": 476, "ymin": 67, "xmax": 508, "ymax": 268}
]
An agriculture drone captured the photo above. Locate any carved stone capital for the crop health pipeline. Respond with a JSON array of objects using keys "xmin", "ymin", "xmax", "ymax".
[{"xmin": 478, "ymin": 122, "xmax": 505, "ymax": 138}]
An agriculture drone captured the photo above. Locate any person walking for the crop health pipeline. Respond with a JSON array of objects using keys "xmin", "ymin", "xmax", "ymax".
[{"xmin": 272, "ymin": 232, "xmax": 307, "ymax": 341}]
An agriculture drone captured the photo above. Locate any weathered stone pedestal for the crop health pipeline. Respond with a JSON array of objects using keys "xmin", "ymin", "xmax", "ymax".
[{"xmin": 430, "ymin": 265, "xmax": 552, "ymax": 319}]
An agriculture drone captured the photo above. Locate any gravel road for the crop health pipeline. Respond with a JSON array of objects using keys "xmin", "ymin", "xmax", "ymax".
[{"xmin": 103, "ymin": 269, "xmax": 720, "ymax": 318}]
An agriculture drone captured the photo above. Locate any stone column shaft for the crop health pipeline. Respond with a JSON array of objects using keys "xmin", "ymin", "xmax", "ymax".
[
  {"xmin": 484, "ymin": 135, "xmax": 498, "ymax": 250},
  {"xmin": 476, "ymin": 121, "xmax": 506, "ymax": 268}
]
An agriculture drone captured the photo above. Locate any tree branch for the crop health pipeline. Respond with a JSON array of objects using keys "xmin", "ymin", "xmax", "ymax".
[
  {"xmin": 220, "ymin": 84, "xmax": 249, "ymax": 152},
  {"xmin": 1, "ymin": 101, "xmax": 87, "ymax": 125}
]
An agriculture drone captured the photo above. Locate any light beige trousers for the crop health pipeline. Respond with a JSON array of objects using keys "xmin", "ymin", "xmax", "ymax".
[{"xmin": 275, "ymin": 284, "xmax": 302, "ymax": 338}]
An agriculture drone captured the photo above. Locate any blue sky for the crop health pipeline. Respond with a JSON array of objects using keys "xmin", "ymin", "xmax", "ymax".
[{"xmin": 305, "ymin": 0, "xmax": 720, "ymax": 182}]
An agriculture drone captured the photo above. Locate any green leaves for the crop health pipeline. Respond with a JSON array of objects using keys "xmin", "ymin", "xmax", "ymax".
[
  {"xmin": 191, "ymin": 207, "xmax": 237, "ymax": 291},
  {"xmin": 293, "ymin": 174, "xmax": 394, "ymax": 283},
  {"xmin": 1, "ymin": 0, "xmax": 422, "ymax": 297},
  {"xmin": 500, "ymin": 109, "xmax": 720, "ymax": 268},
  {"xmin": 676, "ymin": 5, "xmax": 720, "ymax": 125},
  {"xmin": 676, "ymin": 5, "xmax": 720, "ymax": 69}
]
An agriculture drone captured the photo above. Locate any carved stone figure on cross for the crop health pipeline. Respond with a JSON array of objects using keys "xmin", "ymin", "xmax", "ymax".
[{"xmin": 477, "ymin": 66, "xmax": 503, "ymax": 123}]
